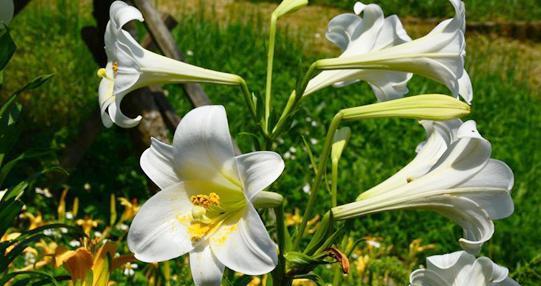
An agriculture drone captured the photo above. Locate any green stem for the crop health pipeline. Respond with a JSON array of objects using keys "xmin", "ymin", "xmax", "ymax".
[
  {"xmin": 264, "ymin": 14, "xmax": 278, "ymax": 133},
  {"xmin": 293, "ymin": 111, "xmax": 343, "ymax": 248},
  {"xmin": 271, "ymin": 61, "xmax": 319, "ymax": 138},
  {"xmin": 272, "ymin": 204, "xmax": 288, "ymax": 286},
  {"xmin": 239, "ymin": 78, "xmax": 258, "ymax": 124},
  {"xmin": 331, "ymin": 158, "xmax": 338, "ymax": 207}
]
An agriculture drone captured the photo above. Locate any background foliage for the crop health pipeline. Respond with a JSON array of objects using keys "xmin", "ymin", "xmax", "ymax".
[{"xmin": 1, "ymin": 0, "xmax": 540, "ymax": 285}]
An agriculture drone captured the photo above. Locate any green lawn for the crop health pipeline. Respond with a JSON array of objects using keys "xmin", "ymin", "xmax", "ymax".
[
  {"xmin": 2, "ymin": 0, "xmax": 541, "ymax": 284},
  {"xmin": 247, "ymin": 0, "xmax": 541, "ymax": 21}
]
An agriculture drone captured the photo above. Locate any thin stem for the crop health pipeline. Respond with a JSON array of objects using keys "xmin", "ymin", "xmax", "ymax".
[
  {"xmin": 272, "ymin": 204, "xmax": 288, "ymax": 286},
  {"xmin": 264, "ymin": 14, "xmax": 278, "ymax": 133},
  {"xmin": 293, "ymin": 111, "xmax": 344, "ymax": 248},
  {"xmin": 331, "ymin": 159, "xmax": 339, "ymax": 207},
  {"xmin": 239, "ymin": 78, "xmax": 258, "ymax": 123},
  {"xmin": 271, "ymin": 61, "xmax": 319, "ymax": 138}
]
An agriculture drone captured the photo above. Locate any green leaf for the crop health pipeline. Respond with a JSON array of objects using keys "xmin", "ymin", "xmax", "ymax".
[
  {"xmin": 0, "ymin": 199, "xmax": 23, "ymax": 238},
  {"xmin": 0, "ymin": 149, "xmax": 52, "ymax": 186},
  {"xmin": 13, "ymin": 74, "xmax": 54, "ymax": 95},
  {"xmin": 313, "ymin": 226, "xmax": 346, "ymax": 256},
  {"xmin": 301, "ymin": 136, "xmax": 318, "ymax": 176},
  {"xmin": 284, "ymin": 251, "xmax": 329, "ymax": 276},
  {"xmin": 293, "ymin": 273, "xmax": 326, "ymax": 286},
  {"xmin": 1, "ymin": 180, "xmax": 28, "ymax": 202},
  {"xmin": 303, "ymin": 211, "xmax": 334, "ymax": 255},
  {"xmin": 0, "ymin": 94, "xmax": 22, "ymax": 166},
  {"xmin": 0, "ymin": 25, "xmax": 16, "ymax": 71},
  {"xmin": 0, "ymin": 271, "xmax": 60, "ymax": 286}
]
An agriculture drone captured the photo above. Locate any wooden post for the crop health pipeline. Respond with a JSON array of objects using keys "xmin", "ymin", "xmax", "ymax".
[{"xmin": 132, "ymin": 0, "xmax": 212, "ymax": 107}]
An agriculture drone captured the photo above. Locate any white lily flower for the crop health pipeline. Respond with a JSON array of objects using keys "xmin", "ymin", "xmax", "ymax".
[
  {"xmin": 316, "ymin": 0, "xmax": 473, "ymax": 103},
  {"xmin": 0, "ymin": 0, "xmax": 14, "ymax": 25},
  {"xmin": 304, "ymin": 2, "xmax": 412, "ymax": 101},
  {"xmin": 98, "ymin": 1, "xmax": 243, "ymax": 128},
  {"xmin": 333, "ymin": 120, "xmax": 514, "ymax": 253},
  {"xmin": 128, "ymin": 105, "xmax": 284, "ymax": 285},
  {"xmin": 410, "ymin": 251, "xmax": 520, "ymax": 286}
]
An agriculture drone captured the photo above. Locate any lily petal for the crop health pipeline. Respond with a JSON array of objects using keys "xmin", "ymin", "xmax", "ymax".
[
  {"xmin": 140, "ymin": 138, "xmax": 178, "ymax": 189},
  {"xmin": 359, "ymin": 120, "xmax": 461, "ymax": 200},
  {"xmin": 235, "ymin": 151, "xmax": 285, "ymax": 200},
  {"xmin": 107, "ymin": 99, "xmax": 142, "ymax": 128},
  {"xmin": 411, "ymin": 251, "xmax": 520, "ymax": 286},
  {"xmin": 190, "ymin": 245, "xmax": 225, "ymax": 286},
  {"xmin": 427, "ymin": 251, "xmax": 475, "ymax": 282},
  {"xmin": 210, "ymin": 204, "xmax": 277, "ymax": 275},
  {"xmin": 423, "ymin": 196, "xmax": 494, "ymax": 254},
  {"xmin": 458, "ymin": 159, "xmax": 514, "ymax": 219},
  {"xmin": 127, "ymin": 183, "xmax": 194, "ymax": 262},
  {"xmin": 476, "ymin": 257, "xmax": 509, "ymax": 283},
  {"xmin": 98, "ymin": 75, "xmax": 115, "ymax": 128},
  {"xmin": 304, "ymin": 2, "xmax": 411, "ymax": 100},
  {"xmin": 109, "ymin": 0, "xmax": 143, "ymax": 30},
  {"xmin": 172, "ymin": 106, "xmax": 240, "ymax": 189},
  {"xmin": 409, "ymin": 269, "xmax": 450, "ymax": 286}
]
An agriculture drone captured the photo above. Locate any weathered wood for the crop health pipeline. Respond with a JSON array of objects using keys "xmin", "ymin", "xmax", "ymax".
[{"xmin": 133, "ymin": 0, "xmax": 212, "ymax": 107}]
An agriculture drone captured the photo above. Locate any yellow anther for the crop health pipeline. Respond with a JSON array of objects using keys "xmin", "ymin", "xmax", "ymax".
[
  {"xmin": 190, "ymin": 193, "xmax": 220, "ymax": 209},
  {"xmin": 406, "ymin": 177, "xmax": 414, "ymax": 183},
  {"xmin": 208, "ymin": 192, "xmax": 220, "ymax": 205},
  {"xmin": 112, "ymin": 62, "xmax": 119, "ymax": 74}
]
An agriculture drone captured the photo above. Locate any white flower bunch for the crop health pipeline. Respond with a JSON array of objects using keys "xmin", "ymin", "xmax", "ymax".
[{"xmin": 98, "ymin": 1, "xmax": 519, "ymax": 285}]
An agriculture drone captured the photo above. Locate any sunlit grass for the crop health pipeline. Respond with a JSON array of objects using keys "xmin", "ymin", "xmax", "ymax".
[{"xmin": 1, "ymin": 0, "xmax": 540, "ymax": 284}]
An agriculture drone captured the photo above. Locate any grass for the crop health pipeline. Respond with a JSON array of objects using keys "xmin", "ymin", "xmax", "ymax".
[
  {"xmin": 246, "ymin": 0, "xmax": 541, "ymax": 21},
  {"xmin": 2, "ymin": 0, "xmax": 541, "ymax": 285}
]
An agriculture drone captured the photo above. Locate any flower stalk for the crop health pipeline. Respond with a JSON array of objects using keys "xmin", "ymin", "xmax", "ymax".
[{"xmin": 264, "ymin": 0, "xmax": 309, "ymax": 134}]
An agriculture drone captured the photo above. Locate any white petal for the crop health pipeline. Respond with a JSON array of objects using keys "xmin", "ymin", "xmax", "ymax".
[
  {"xmin": 326, "ymin": 13, "xmax": 362, "ymax": 52},
  {"xmin": 107, "ymin": 97, "xmax": 142, "ymax": 128},
  {"xmin": 427, "ymin": 251, "xmax": 475, "ymax": 282},
  {"xmin": 457, "ymin": 159, "xmax": 514, "ymax": 219},
  {"xmin": 128, "ymin": 183, "xmax": 194, "ymax": 262},
  {"xmin": 345, "ymin": 4, "xmax": 384, "ymax": 54},
  {"xmin": 109, "ymin": 1, "xmax": 144, "ymax": 31},
  {"xmin": 210, "ymin": 204, "xmax": 277, "ymax": 275},
  {"xmin": 365, "ymin": 70, "xmax": 411, "ymax": 101},
  {"xmin": 476, "ymin": 257, "xmax": 509, "ymax": 283},
  {"xmin": 455, "ymin": 263, "xmax": 487, "ymax": 285},
  {"xmin": 235, "ymin": 151, "xmax": 284, "ymax": 200},
  {"xmin": 172, "ymin": 106, "xmax": 240, "ymax": 189},
  {"xmin": 359, "ymin": 120, "xmax": 461, "ymax": 200},
  {"xmin": 424, "ymin": 196, "xmax": 494, "ymax": 254},
  {"xmin": 500, "ymin": 278, "xmax": 521, "ymax": 286},
  {"xmin": 190, "ymin": 245, "xmax": 225, "ymax": 286},
  {"xmin": 112, "ymin": 33, "xmax": 144, "ymax": 97},
  {"xmin": 140, "ymin": 138, "xmax": 179, "ymax": 189},
  {"xmin": 427, "ymin": 251, "xmax": 474, "ymax": 270},
  {"xmin": 458, "ymin": 69, "xmax": 473, "ymax": 103},
  {"xmin": 409, "ymin": 269, "xmax": 450, "ymax": 286},
  {"xmin": 408, "ymin": 131, "xmax": 491, "ymax": 194},
  {"xmin": 98, "ymin": 75, "xmax": 115, "ymax": 128}
]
